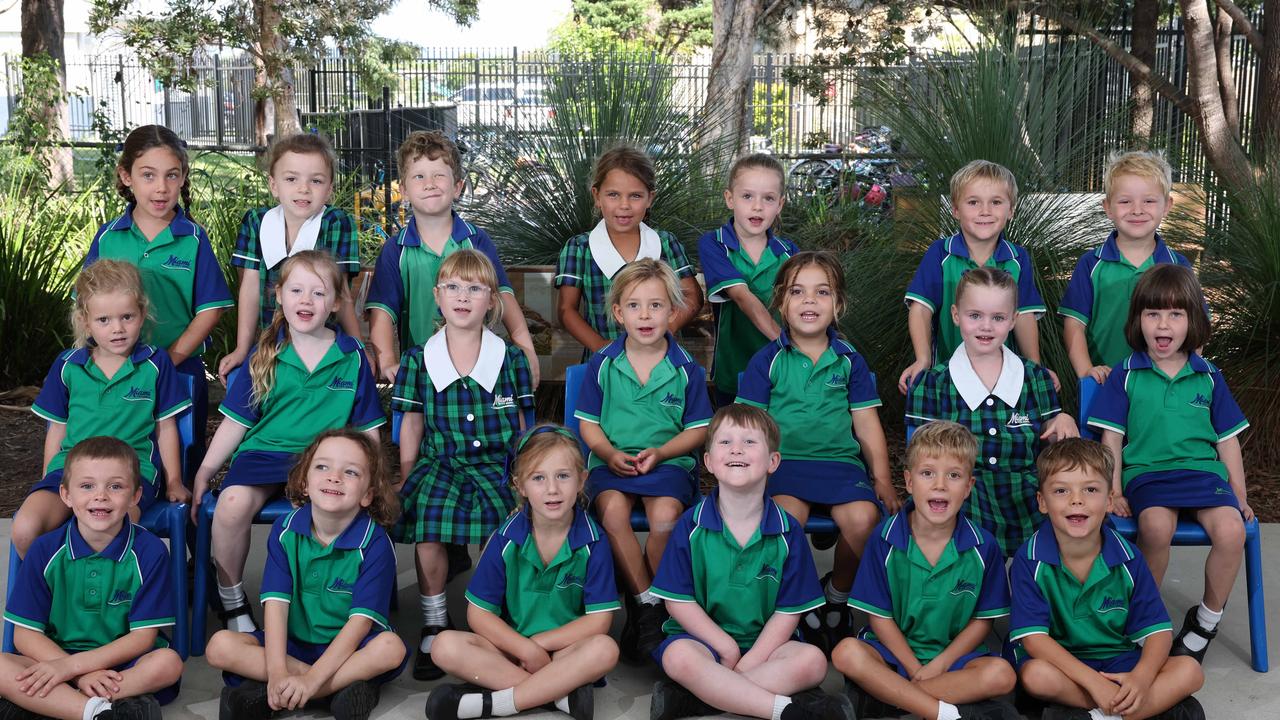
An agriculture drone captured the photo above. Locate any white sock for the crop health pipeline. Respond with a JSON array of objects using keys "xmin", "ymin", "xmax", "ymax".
[
  {"xmin": 458, "ymin": 693, "xmax": 485, "ymax": 719},
  {"xmin": 84, "ymin": 697, "xmax": 111, "ymax": 720},
  {"xmin": 218, "ymin": 583, "xmax": 257, "ymax": 633},
  {"xmin": 421, "ymin": 592, "xmax": 448, "ymax": 628},
  {"xmin": 771, "ymin": 694, "xmax": 791, "ymax": 720},
  {"xmin": 824, "ymin": 577, "xmax": 850, "ymax": 605},
  {"xmin": 937, "ymin": 701, "xmax": 962, "ymax": 720},
  {"xmin": 555, "ymin": 696, "xmax": 570, "ymax": 713},
  {"xmin": 636, "ymin": 590, "xmax": 661, "ymax": 606},
  {"xmin": 1183, "ymin": 603, "xmax": 1223, "ymax": 653},
  {"xmin": 1089, "ymin": 709, "xmax": 1122, "ymax": 720},
  {"xmin": 491, "ymin": 687, "xmax": 517, "ymax": 717}
]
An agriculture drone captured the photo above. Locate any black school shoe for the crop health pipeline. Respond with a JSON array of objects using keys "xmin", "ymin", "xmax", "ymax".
[
  {"xmin": 332, "ymin": 680, "xmax": 382, "ymax": 720},
  {"xmin": 956, "ymin": 698, "xmax": 1021, "ymax": 720},
  {"xmin": 446, "ymin": 544, "xmax": 474, "ymax": 582},
  {"xmin": 220, "ymin": 680, "xmax": 273, "ymax": 720},
  {"xmin": 634, "ymin": 602, "xmax": 669, "ymax": 660},
  {"xmin": 620, "ymin": 595, "xmax": 643, "ymax": 663},
  {"xmin": 1155, "ymin": 696, "xmax": 1206, "ymax": 720},
  {"xmin": 103, "ymin": 695, "xmax": 163, "ymax": 720},
  {"xmin": 650, "ymin": 679, "xmax": 715, "ymax": 720},
  {"xmin": 217, "ymin": 602, "xmax": 259, "ymax": 633},
  {"xmin": 1170, "ymin": 606, "xmax": 1217, "ymax": 664},
  {"xmin": 425, "ymin": 683, "xmax": 469, "ymax": 720},
  {"xmin": 842, "ymin": 677, "xmax": 905, "ymax": 718},
  {"xmin": 790, "ymin": 688, "xmax": 857, "ymax": 720},
  {"xmin": 414, "ymin": 623, "xmax": 451, "ymax": 681},
  {"xmin": 566, "ymin": 683, "xmax": 595, "ymax": 720},
  {"xmin": 0, "ymin": 698, "xmax": 40, "ymax": 720},
  {"xmin": 1039, "ymin": 704, "xmax": 1091, "ymax": 720}
]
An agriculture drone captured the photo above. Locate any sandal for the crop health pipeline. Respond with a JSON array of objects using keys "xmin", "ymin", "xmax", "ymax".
[
  {"xmin": 217, "ymin": 603, "xmax": 259, "ymax": 632},
  {"xmin": 1170, "ymin": 606, "xmax": 1218, "ymax": 663}
]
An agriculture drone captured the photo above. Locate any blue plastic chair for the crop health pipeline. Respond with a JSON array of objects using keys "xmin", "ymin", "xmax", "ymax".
[{"xmin": 1079, "ymin": 376, "xmax": 1269, "ymax": 672}]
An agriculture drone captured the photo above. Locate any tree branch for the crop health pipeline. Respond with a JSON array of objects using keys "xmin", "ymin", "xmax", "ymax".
[
  {"xmin": 1216, "ymin": 0, "xmax": 1263, "ymax": 53},
  {"xmin": 762, "ymin": 0, "xmax": 786, "ymax": 22}
]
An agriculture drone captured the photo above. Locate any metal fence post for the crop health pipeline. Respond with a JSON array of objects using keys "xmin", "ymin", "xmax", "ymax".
[
  {"xmin": 118, "ymin": 55, "xmax": 127, "ymax": 128},
  {"xmin": 214, "ymin": 54, "xmax": 226, "ymax": 146},
  {"xmin": 383, "ymin": 86, "xmax": 393, "ymax": 236}
]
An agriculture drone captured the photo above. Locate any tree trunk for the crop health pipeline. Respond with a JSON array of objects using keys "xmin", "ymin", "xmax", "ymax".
[
  {"xmin": 253, "ymin": 56, "xmax": 269, "ymax": 149},
  {"xmin": 1257, "ymin": 0, "xmax": 1280, "ymax": 151},
  {"xmin": 20, "ymin": 0, "xmax": 70, "ymax": 187},
  {"xmin": 1130, "ymin": 0, "xmax": 1158, "ymax": 142},
  {"xmin": 1179, "ymin": 0, "xmax": 1254, "ymax": 188},
  {"xmin": 256, "ymin": 0, "xmax": 301, "ymax": 143},
  {"xmin": 1214, "ymin": 6, "xmax": 1241, "ymax": 142},
  {"xmin": 702, "ymin": 0, "xmax": 762, "ymax": 153}
]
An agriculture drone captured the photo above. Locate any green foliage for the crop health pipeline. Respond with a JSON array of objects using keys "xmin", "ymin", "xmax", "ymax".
[
  {"xmin": 550, "ymin": 0, "xmax": 711, "ymax": 56},
  {"xmin": 3, "ymin": 54, "xmax": 68, "ymax": 186},
  {"xmin": 751, "ymin": 83, "xmax": 789, "ymax": 147}
]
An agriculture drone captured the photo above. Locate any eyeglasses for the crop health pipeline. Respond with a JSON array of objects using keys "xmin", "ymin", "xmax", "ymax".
[{"xmin": 436, "ymin": 282, "xmax": 492, "ymax": 298}]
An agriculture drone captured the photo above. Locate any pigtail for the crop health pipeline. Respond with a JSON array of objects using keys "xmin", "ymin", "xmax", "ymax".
[
  {"xmin": 248, "ymin": 312, "xmax": 287, "ymax": 407},
  {"xmin": 180, "ymin": 181, "xmax": 195, "ymax": 222}
]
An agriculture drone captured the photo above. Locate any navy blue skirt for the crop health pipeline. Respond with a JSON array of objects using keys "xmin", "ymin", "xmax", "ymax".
[
  {"xmin": 587, "ymin": 464, "xmax": 697, "ymax": 506},
  {"xmin": 767, "ymin": 458, "xmax": 878, "ymax": 506},
  {"xmin": 1126, "ymin": 469, "xmax": 1239, "ymax": 516},
  {"xmin": 218, "ymin": 450, "xmax": 295, "ymax": 490}
]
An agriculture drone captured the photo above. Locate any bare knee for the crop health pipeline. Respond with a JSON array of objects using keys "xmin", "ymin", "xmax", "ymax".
[
  {"xmin": 831, "ymin": 638, "xmax": 871, "ymax": 676},
  {"xmin": 975, "ymin": 658, "xmax": 1017, "ymax": 696},
  {"xmin": 367, "ymin": 631, "xmax": 407, "ymax": 671},
  {"xmin": 1018, "ymin": 659, "xmax": 1063, "ymax": 698},
  {"xmin": 660, "ymin": 641, "xmax": 708, "ymax": 681},
  {"xmin": 582, "ymin": 633, "xmax": 619, "ymax": 669},
  {"xmin": 213, "ymin": 488, "xmax": 261, "ymax": 527},
  {"xmin": 1137, "ymin": 511, "xmax": 1176, "ymax": 542},
  {"xmin": 1165, "ymin": 656, "xmax": 1204, "ymax": 694},
  {"xmin": 205, "ymin": 630, "xmax": 253, "ymax": 668},
  {"xmin": 790, "ymin": 643, "xmax": 829, "ymax": 687},
  {"xmin": 429, "ymin": 630, "xmax": 468, "ymax": 668},
  {"xmin": 142, "ymin": 648, "xmax": 185, "ymax": 686},
  {"xmin": 645, "ymin": 502, "xmax": 683, "ymax": 533},
  {"xmin": 1207, "ymin": 514, "xmax": 1245, "ymax": 550}
]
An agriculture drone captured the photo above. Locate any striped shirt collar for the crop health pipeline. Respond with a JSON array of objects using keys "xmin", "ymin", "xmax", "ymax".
[
  {"xmin": 499, "ymin": 507, "xmax": 600, "ymax": 551},
  {"xmin": 281, "ymin": 504, "xmax": 376, "ymax": 550},
  {"xmin": 1025, "ymin": 518, "xmax": 1135, "ymax": 569},
  {"xmin": 882, "ymin": 498, "xmax": 985, "ymax": 553},
  {"xmin": 1096, "ymin": 231, "xmax": 1178, "ymax": 264}
]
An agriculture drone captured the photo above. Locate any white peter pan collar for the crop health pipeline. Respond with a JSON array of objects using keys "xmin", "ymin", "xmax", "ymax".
[
  {"xmin": 261, "ymin": 205, "xmax": 326, "ymax": 270},
  {"xmin": 423, "ymin": 327, "xmax": 506, "ymax": 393},
  {"xmin": 947, "ymin": 344, "xmax": 1024, "ymax": 412},
  {"xmin": 587, "ymin": 219, "xmax": 662, "ymax": 279}
]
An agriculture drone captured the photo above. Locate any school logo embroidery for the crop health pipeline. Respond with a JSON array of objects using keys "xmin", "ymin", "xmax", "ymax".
[
  {"xmin": 122, "ymin": 387, "xmax": 153, "ymax": 402},
  {"xmin": 659, "ymin": 392, "xmax": 682, "ymax": 408},
  {"xmin": 755, "ymin": 564, "xmax": 780, "ymax": 584},
  {"xmin": 949, "ymin": 580, "xmax": 977, "ymax": 598},
  {"xmin": 326, "ymin": 377, "xmax": 355, "ymax": 392},
  {"xmin": 327, "ymin": 578, "xmax": 356, "ymax": 594},
  {"xmin": 106, "ymin": 589, "xmax": 133, "ymax": 606},
  {"xmin": 492, "ymin": 394, "xmax": 515, "ymax": 410},
  {"xmin": 1188, "ymin": 393, "xmax": 1211, "ymax": 409},
  {"xmin": 825, "ymin": 373, "xmax": 847, "ymax": 388},
  {"xmin": 1005, "ymin": 412, "xmax": 1032, "ymax": 428},
  {"xmin": 557, "ymin": 572, "xmax": 585, "ymax": 589},
  {"xmin": 160, "ymin": 255, "xmax": 192, "ymax": 271},
  {"xmin": 1098, "ymin": 596, "xmax": 1126, "ymax": 614},
  {"xmin": 1215, "ymin": 486, "xmax": 1233, "ymax": 495}
]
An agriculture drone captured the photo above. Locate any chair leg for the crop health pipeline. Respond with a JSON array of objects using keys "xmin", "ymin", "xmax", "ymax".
[
  {"xmin": 3, "ymin": 544, "xmax": 19, "ymax": 653},
  {"xmin": 191, "ymin": 495, "xmax": 214, "ymax": 657},
  {"xmin": 1244, "ymin": 521, "xmax": 1269, "ymax": 672},
  {"xmin": 168, "ymin": 504, "xmax": 190, "ymax": 660}
]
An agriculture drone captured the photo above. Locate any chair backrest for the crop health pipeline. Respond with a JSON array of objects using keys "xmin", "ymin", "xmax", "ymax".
[
  {"xmin": 1079, "ymin": 376, "xmax": 1101, "ymax": 438},
  {"xmin": 563, "ymin": 364, "xmax": 588, "ymax": 456},
  {"xmin": 177, "ymin": 373, "xmax": 196, "ymax": 482}
]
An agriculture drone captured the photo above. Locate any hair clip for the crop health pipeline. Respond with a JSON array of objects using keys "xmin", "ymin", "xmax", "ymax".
[
  {"xmin": 506, "ymin": 424, "xmax": 580, "ymax": 479},
  {"xmin": 178, "ymin": 139, "xmax": 188, "ymax": 148}
]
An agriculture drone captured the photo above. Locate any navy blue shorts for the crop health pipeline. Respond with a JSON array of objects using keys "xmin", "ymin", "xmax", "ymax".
[
  {"xmin": 223, "ymin": 629, "xmax": 409, "ymax": 687},
  {"xmin": 1007, "ymin": 641, "xmax": 1141, "ymax": 673},
  {"xmin": 652, "ymin": 633, "xmax": 726, "ymax": 666},
  {"xmin": 858, "ymin": 633, "xmax": 997, "ymax": 678},
  {"xmin": 587, "ymin": 464, "xmax": 697, "ymax": 507},
  {"xmin": 1126, "ymin": 470, "xmax": 1239, "ymax": 516},
  {"xmin": 218, "ymin": 450, "xmax": 295, "ymax": 490},
  {"xmin": 30, "ymin": 468, "xmax": 160, "ymax": 512},
  {"xmin": 768, "ymin": 459, "xmax": 880, "ymax": 507}
]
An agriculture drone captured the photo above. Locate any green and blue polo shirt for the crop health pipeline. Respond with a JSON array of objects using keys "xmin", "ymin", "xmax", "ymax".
[
  {"xmin": 465, "ymin": 507, "xmax": 620, "ymax": 637},
  {"xmin": 650, "ymin": 491, "xmax": 824, "ymax": 649}
]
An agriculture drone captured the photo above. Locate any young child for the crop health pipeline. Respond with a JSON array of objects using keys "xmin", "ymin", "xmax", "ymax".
[
  {"xmin": 898, "ymin": 160, "xmax": 1049, "ymax": 394},
  {"xmin": 1060, "ymin": 151, "xmax": 1196, "ymax": 383},
  {"xmin": 698, "ymin": 153, "xmax": 799, "ymax": 404},
  {"xmin": 736, "ymin": 251, "xmax": 897, "ymax": 648},
  {"xmin": 906, "ymin": 267, "xmax": 1078, "ymax": 557},
  {"xmin": 648, "ymin": 405, "xmax": 852, "ymax": 720},
  {"xmin": 833, "ymin": 421, "xmax": 1018, "ymax": 720},
  {"xmin": 1009, "ymin": 438, "xmax": 1205, "ymax": 720},
  {"xmin": 555, "ymin": 144, "xmax": 703, "ymax": 356},
  {"xmin": 391, "ymin": 249, "xmax": 535, "ymax": 681},
  {"xmin": 220, "ymin": 133, "xmax": 363, "ymax": 381},
  {"xmin": 15, "ymin": 260, "xmax": 190, "ymax": 558},
  {"xmin": 192, "ymin": 250, "xmax": 385, "ymax": 634},
  {"xmin": 366, "ymin": 130, "xmax": 538, "ymax": 384},
  {"xmin": 573, "ymin": 258, "xmax": 712, "ymax": 661},
  {"xmin": 0, "ymin": 436, "xmax": 185, "ymax": 720},
  {"xmin": 1087, "ymin": 263, "xmax": 1249, "ymax": 664},
  {"xmin": 84, "ymin": 124, "xmax": 234, "ymax": 473},
  {"xmin": 206, "ymin": 429, "xmax": 407, "ymax": 720},
  {"xmin": 426, "ymin": 425, "xmax": 620, "ymax": 720}
]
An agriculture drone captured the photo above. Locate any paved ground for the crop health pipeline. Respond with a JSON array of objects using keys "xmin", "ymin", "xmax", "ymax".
[{"xmin": 1, "ymin": 521, "xmax": 1276, "ymax": 719}]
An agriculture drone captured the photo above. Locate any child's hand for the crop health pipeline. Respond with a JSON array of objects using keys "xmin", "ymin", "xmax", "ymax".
[
  {"xmin": 1040, "ymin": 414, "xmax": 1079, "ymax": 442},
  {"xmin": 910, "ymin": 657, "xmax": 946, "ymax": 683},
  {"xmin": 715, "ymin": 642, "xmax": 741, "ymax": 671},
  {"xmin": 380, "ymin": 359, "xmax": 401, "ymax": 384},
  {"xmin": 1239, "ymin": 498, "xmax": 1255, "ymax": 523},
  {"xmin": 874, "ymin": 479, "xmax": 901, "ymax": 515},
  {"xmin": 1046, "ymin": 367, "xmax": 1061, "ymax": 392},
  {"xmin": 1100, "ymin": 670, "xmax": 1150, "ymax": 716},
  {"xmin": 633, "ymin": 448, "xmax": 661, "ymax": 475},
  {"xmin": 190, "ymin": 476, "xmax": 210, "ymax": 522},
  {"xmin": 272, "ymin": 672, "xmax": 321, "ymax": 711},
  {"xmin": 606, "ymin": 450, "xmax": 639, "ymax": 477},
  {"xmin": 75, "ymin": 669, "xmax": 123, "ymax": 699},
  {"xmin": 1111, "ymin": 492, "xmax": 1131, "ymax": 518},
  {"xmin": 898, "ymin": 360, "xmax": 929, "ymax": 395},
  {"xmin": 217, "ymin": 347, "xmax": 248, "ymax": 385},
  {"xmin": 16, "ymin": 657, "xmax": 75, "ymax": 697},
  {"xmin": 516, "ymin": 639, "xmax": 552, "ymax": 673},
  {"xmin": 735, "ymin": 645, "xmax": 767, "ymax": 674},
  {"xmin": 521, "ymin": 345, "xmax": 542, "ymax": 389},
  {"xmin": 1084, "ymin": 673, "xmax": 1121, "ymax": 714},
  {"xmin": 1086, "ymin": 365, "xmax": 1112, "ymax": 384},
  {"xmin": 167, "ymin": 481, "xmax": 192, "ymax": 505}
]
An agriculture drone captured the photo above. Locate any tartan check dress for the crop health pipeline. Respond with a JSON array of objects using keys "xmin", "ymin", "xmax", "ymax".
[{"xmin": 390, "ymin": 341, "xmax": 534, "ymax": 544}]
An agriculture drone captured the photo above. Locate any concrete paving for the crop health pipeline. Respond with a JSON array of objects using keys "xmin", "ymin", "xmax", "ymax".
[{"xmin": 1, "ymin": 521, "xmax": 1276, "ymax": 719}]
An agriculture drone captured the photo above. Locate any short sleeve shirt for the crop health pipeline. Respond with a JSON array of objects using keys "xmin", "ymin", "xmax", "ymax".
[
  {"xmin": 4, "ymin": 520, "xmax": 174, "ymax": 652},
  {"xmin": 84, "ymin": 204, "xmax": 234, "ymax": 351},
  {"xmin": 1086, "ymin": 352, "xmax": 1248, "ymax": 488},
  {"xmin": 554, "ymin": 221, "xmax": 696, "ymax": 341},
  {"xmin": 574, "ymin": 333, "xmax": 713, "ymax": 474},
  {"xmin": 365, "ymin": 213, "xmax": 513, "ymax": 351},
  {"xmin": 850, "ymin": 500, "xmax": 1010, "ymax": 662},
  {"xmin": 466, "ymin": 508, "xmax": 621, "ymax": 637},
  {"xmin": 260, "ymin": 506, "xmax": 396, "ymax": 645},
  {"xmin": 231, "ymin": 205, "xmax": 361, "ymax": 330},
  {"xmin": 698, "ymin": 221, "xmax": 798, "ymax": 395},
  {"xmin": 904, "ymin": 234, "xmax": 1046, "ymax": 362},
  {"xmin": 220, "ymin": 328, "xmax": 386, "ymax": 457},
  {"xmin": 1009, "ymin": 520, "xmax": 1172, "ymax": 660},
  {"xmin": 1058, "ymin": 233, "xmax": 1195, "ymax": 367},
  {"xmin": 651, "ymin": 492, "xmax": 823, "ymax": 648},
  {"xmin": 32, "ymin": 344, "xmax": 191, "ymax": 486},
  {"xmin": 737, "ymin": 327, "xmax": 880, "ymax": 467}
]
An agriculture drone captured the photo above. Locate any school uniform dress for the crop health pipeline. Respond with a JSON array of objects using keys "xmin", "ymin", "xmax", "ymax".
[
  {"xmin": 366, "ymin": 213, "xmax": 514, "ymax": 352},
  {"xmin": 737, "ymin": 327, "xmax": 882, "ymax": 507},
  {"xmin": 1007, "ymin": 519, "xmax": 1172, "ymax": 673},
  {"xmin": 574, "ymin": 333, "xmax": 713, "ymax": 506},
  {"xmin": 391, "ymin": 328, "xmax": 535, "ymax": 545},
  {"xmin": 30, "ymin": 344, "xmax": 190, "ymax": 511},
  {"xmin": 554, "ymin": 221, "xmax": 696, "ymax": 353},
  {"xmin": 3, "ymin": 519, "xmax": 181, "ymax": 704},
  {"xmin": 218, "ymin": 328, "xmax": 385, "ymax": 488},
  {"xmin": 906, "ymin": 345, "xmax": 1062, "ymax": 557},
  {"xmin": 1086, "ymin": 352, "xmax": 1249, "ymax": 516},
  {"xmin": 697, "ymin": 221, "xmax": 798, "ymax": 400},
  {"xmin": 1058, "ymin": 232, "xmax": 1195, "ymax": 368},
  {"xmin": 465, "ymin": 507, "xmax": 621, "ymax": 637},
  {"xmin": 903, "ymin": 233, "xmax": 1045, "ymax": 363},
  {"xmin": 649, "ymin": 491, "xmax": 824, "ymax": 663},
  {"xmin": 849, "ymin": 500, "xmax": 1009, "ymax": 677},
  {"xmin": 231, "ymin": 205, "xmax": 361, "ymax": 330},
  {"xmin": 221, "ymin": 505, "xmax": 407, "ymax": 686},
  {"xmin": 84, "ymin": 204, "xmax": 234, "ymax": 469}
]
